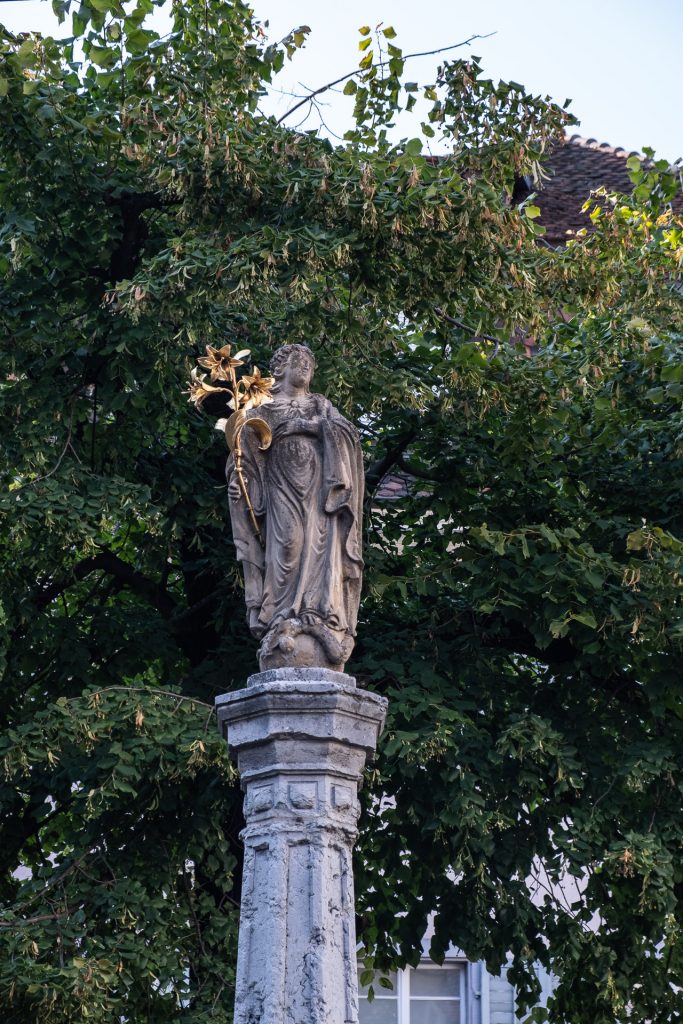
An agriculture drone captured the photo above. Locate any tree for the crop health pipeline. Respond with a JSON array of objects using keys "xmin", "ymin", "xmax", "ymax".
[{"xmin": 1, "ymin": 2, "xmax": 682, "ymax": 1021}]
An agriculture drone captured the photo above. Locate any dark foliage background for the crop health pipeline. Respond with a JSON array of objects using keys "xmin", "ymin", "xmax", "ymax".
[{"xmin": 1, "ymin": 2, "xmax": 682, "ymax": 1020}]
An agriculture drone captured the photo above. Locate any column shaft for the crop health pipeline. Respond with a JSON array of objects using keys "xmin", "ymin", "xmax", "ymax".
[{"xmin": 216, "ymin": 668, "xmax": 387, "ymax": 1024}]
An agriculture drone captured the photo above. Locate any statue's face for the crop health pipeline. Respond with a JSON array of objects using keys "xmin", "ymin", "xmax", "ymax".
[{"xmin": 282, "ymin": 349, "xmax": 314, "ymax": 389}]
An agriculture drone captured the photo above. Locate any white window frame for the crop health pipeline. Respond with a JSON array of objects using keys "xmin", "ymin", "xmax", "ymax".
[{"xmin": 358, "ymin": 960, "xmax": 466, "ymax": 1024}]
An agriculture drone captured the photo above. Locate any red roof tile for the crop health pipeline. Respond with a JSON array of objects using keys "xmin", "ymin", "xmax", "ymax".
[{"xmin": 537, "ymin": 135, "xmax": 683, "ymax": 245}]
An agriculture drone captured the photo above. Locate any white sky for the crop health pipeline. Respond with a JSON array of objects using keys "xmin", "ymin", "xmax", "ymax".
[{"xmin": 2, "ymin": 0, "xmax": 681, "ymax": 161}]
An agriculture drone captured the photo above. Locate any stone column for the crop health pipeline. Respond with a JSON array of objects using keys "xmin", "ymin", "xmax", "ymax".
[{"xmin": 216, "ymin": 667, "xmax": 388, "ymax": 1024}]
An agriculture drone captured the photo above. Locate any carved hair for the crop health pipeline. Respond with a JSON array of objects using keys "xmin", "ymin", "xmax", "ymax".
[{"xmin": 269, "ymin": 344, "xmax": 316, "ymax": 378}]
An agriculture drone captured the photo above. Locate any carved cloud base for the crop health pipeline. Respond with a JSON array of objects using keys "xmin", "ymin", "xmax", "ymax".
[
  {"xmin": 257, "ymin": 618, "xmax": 354, "ymax": 673},
  {"xmin": 216, "ymin": 668, "xmax": 388, "ymax": 1024}
]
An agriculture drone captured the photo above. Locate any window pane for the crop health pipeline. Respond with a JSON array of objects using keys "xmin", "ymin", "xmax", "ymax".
[
  {"xmin": 410, "ymin": 1001, "xmax": 460, "ymax": 1024},
  {"xmin": 411, "ymin": 967, "xmax": 461, "ymax": 998},
  {"xmin": 357, "ymin": 971, "xmax": 398, "ymax": 999},
  {"xmin": 357, "ymin": 999, "xmax": 399, "ymax": 1024}
]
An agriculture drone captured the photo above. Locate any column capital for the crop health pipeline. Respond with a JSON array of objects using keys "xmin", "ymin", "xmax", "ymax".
[{"xmin": 216, "ymin": 668, "xmax": 387, "ymax": 788}]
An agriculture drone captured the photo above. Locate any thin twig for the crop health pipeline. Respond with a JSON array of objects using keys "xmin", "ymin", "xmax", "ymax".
[
  {"xmin": 308, "ymin": 96, "xmax": 345, "ymax": 141},
  {"xmin": 434, "ymin": 307, "xmax": 502, "ymax": 349},
  {"xmin": 277, "ymin": 33, "xmax": 495, "ymax": 125},
  {"xmin": 14, "ymin": 406, "xmax": 75, "ymax": 491},
  {"xmin": 0, "ymin": 909, "xmax": 75, "ymax": 928},
  {"xmin": 211, "ymin": 983, "xmax": 227, "ymax": 1012},
  {"xmin": 90, "ymin": 380, "xmax": 97, "ymax": 472},
  {"xmin": 183, "ymin": 866, "xmax": 208, "ymax": 958},
  {"xmin": 292, "ymin": 103, "xmax": 315, "ymax": 132},
  {"xmin": 80, "ymin": 685, "xmax": 215, "ymax": 713}
]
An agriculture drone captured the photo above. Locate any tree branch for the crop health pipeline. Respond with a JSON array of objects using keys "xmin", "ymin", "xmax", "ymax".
[
  {"xmin": 434, "ymin": 306, "xmax": 503, "ymax": 354},
  {"xmin": 15, "ymin": 406, "xmax": 75, "ymax": 491},
  {"xmin": 35, "ymin": 550, "xmax": 177, "ymax": 617},
  {"xmin": 365, "ymin": 426, "xmax": 419, "ymax": 493},
  {"xmin": 102, "ymin": 189, "xmax": 182, "ymax": 283},
  {"xmin": 80, "ymin": 685, "xmax": 214, "ymax": 712},
  {"xmin": 0, "ymin": 909, "xmax": 75, "ymax": 928},
  {"xmin": 169, "ymin": 592, "xmax": 217, "ymax": 633},
  {"xmin": 277, "ymin": 34, "xmax": 495, "ymax": 126},
  {"xmin": 397, "ymin": 455, "xmax": 444, "ymax": 482}
]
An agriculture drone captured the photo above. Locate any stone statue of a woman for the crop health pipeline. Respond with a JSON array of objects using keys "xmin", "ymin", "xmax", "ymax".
[{"xmin": 226, "ymin": 344, "xmax": 363, "ymax": 672}]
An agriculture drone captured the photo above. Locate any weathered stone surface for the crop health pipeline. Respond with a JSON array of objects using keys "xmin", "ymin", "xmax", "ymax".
[
  {"xmin": 216, "ymin": 668, "xmax": 388, "ymax": 1024},
  {"xmin": 246, "ymin": 666, "xmax": 356, "ymax": 688},
  {"xmin": 227, "ymin": 345, "xmax": 364, "ymax": 673}
]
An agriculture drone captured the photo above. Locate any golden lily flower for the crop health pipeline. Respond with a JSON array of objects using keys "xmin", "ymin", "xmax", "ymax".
[
  {"xmin": 240, "ymin": 365, "xmax": 275, "ymax": 410},
  {"xmin": 185, "ymin": 367, "xmax": 230, "ymax": 407},
  {"xmin": 197, "ymin": 343, "xmax": 251, "ymax": 381}
]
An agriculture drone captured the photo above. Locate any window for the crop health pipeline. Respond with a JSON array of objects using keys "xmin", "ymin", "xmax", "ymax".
[
  {"xmin": 358, "ymin": 970, "xmax": 398, "ymax": 1024},
  {"xmin": 358, "ymin": 963, "xmax": 464, "ymax": 1024}
]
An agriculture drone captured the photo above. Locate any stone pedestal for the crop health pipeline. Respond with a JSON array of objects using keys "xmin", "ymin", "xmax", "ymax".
[{"xmin": 216, "ymin": 667, "xmax": 388, "ymax": 1024}]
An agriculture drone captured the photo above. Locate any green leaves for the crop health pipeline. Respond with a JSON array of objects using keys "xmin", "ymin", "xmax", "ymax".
[
  {"xmin": 0, "ymin": 5, "xmax": 682, "ymax": 1023},
  {"xmin": 0, "ymin": 688, "xmax": 239, "ymax": 1020},
  {"xmin": 355, "ymin": 322, "xmax": 683, "ymax": 1022},
  {"xmin": 87, "ymin": 43, "xmax": 119, "ymax": 68},
  {"xmin": 124, "ymin": 26, "xmax": 159, "ymax": 54}
]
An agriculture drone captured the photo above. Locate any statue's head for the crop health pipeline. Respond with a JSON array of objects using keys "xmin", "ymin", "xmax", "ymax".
[{"xmin": 270, "ymin": 344, "xmax": 316, "ymax": 391}]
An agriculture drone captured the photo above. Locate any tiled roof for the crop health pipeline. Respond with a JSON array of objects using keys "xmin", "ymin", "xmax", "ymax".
[
  {"xmin": 374, "ymin": 471, "xmax": 412, "ymax": 499},
  {"xmin": 537, "ymin": 134, "xmax": 683, "ymax": 245}
]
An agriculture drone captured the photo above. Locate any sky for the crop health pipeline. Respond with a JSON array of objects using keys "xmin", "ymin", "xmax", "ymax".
[{"xmin": 1, "ymin": 0, "xmax": 681, "ymax": 162}]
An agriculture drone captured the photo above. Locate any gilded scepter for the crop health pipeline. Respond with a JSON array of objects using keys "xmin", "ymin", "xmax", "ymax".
[{"xmin": 185, "ymin": 344, "xmax": 274, "ymax": 548}]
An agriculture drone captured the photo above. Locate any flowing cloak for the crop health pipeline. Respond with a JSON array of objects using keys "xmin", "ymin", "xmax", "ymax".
[{"xmin": 227, "ymin": 392, "xmax": 364, "ymax": 639}]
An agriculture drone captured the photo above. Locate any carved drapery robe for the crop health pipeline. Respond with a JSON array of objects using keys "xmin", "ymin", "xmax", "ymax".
[{"xmin": 227, "ymin": 392, "xmax": 363, "ymax": 667}]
